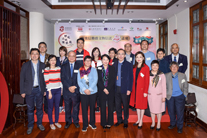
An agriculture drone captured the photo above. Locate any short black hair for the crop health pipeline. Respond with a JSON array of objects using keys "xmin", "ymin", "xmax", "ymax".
[
  {"xmin": 157, "ymin": 48, "xmax": 165, "ymax": 54},
  {"xmin": 140, "ymin": 40, "xmax": 149, "ymax": 45},
  {"xmin": 108, "ymin": 47, "xmax": 117, "ymax": 54},
  {"xmin": 117, "ymin": 48, "xmax": 126, "ymax": 55},
  {"xmin": 101, "ymin": 54, "xmax": 110, "ymax": 61},
  {"xmin": 84, "ymin": 55, "xmax": 92, "ymax": 61},
  {"xmin": 151, "ymin": 60, "xmax": 159, "ymax": 66},
  {"xmin": 77, "ymin": 38, "xmax": 85, "ymax": 44},
  {"xmin": 38, "ymin": 42, "xmax": 47, "ymax": 48},
  {"xmin": 46, "ymin": 55, "xmax": 57, "ymax": 68},
  {"xmin": 30, "ymin": 48, "xmax": 40, "ymax": 54}
]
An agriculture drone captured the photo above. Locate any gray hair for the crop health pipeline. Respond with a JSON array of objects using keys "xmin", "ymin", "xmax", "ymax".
[
  {"xmin": 171, "ymin": 43, "xmax": 179, "ymax": 49},
  {"xmin": 170, "ymin": 61, "xmax": 179, "ymax": 67},
  {"xmin": 67, "ymin": 50, "xmax": 76, "ymax": 56}
]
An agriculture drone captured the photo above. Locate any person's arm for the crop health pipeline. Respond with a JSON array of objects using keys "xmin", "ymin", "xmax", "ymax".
[
  {"xmin": 183, "ymin": 74, "xmax": 188, "ymax": 97},
  {"xmin": 77, "ymin": 70, "xmax": 87, "ymax": 94},
  {"xmin": 143, "ymin": 67, "xmax": 150, "ymax": 94},
  {"xmin": 43, "ymin": 69, "xmax": 51, "ymax": 91},
  {"xmin": 182, "ymin": 55, "xmax": 188, "ymax": 73},
  {"xmin": 106, "ymin": 66, "xmax": 116, "ymax": 90},
  {"xmin": 20, "ymin": 64, "xmax": 26, "ymax": 95},
  {"xmin": 161, "ymin": 74, "xmax": 167, "ymax": 99},
  {"xmin": 88, "ymin": 68, "xmax": 98, "ymax": 92},
  {"xmin": 97, "ymin": 70, "xmax": 105, "ymax": 91},
  {"xmin": 127, "ymin": 64, "xmax": 133, "ymax": 92},
  {"xmin": 133, "ymin": 55, "xmax": 135, "ymax": 65}
]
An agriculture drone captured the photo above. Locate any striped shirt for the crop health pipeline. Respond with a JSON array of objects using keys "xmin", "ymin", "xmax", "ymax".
[
  {"xmin": 76, "ymin": 50, "xmax": 84, "ymax": 67},
  {"xmin": 44, "ymin": 66, "xmax": 62, "ymax": 91}
]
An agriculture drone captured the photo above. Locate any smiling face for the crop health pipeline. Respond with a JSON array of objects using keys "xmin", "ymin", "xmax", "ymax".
[
  {"xmin": 135, "ymin": 53, "xmax": 144, "ymax": 64},
  {"xmin": 157, "ymin": 51, "xmax": 165, "ymax": 60},
  {"xmin": 117, "ymin": 50, "xmax": 125, "ymax": 62},
  {"xmin": 60, "ymin": 50, "xmax": 66, "ymax": 57},
  {"xmin": 124, "ymin": 43, "xmax": 132, "ymax": 53},
  {"xmin": 102, "ymin": 56, "xmax": 109, "ymax": 66},
  {"xmin": 170, "ymin": 64, "xmax": 179, "ymax": 74},
  {"xmin": 84, "ymin": 58, "xmax": 92, "ymax": 68},
  {"xmin": 77, "ymin": 40, "xmax": 84, "ymax": 49},
  {"xmin": 93, "ymin": 49, "xmax": 100, "ymax": 58},
  {"xmin": 30, "ymin": 50, "xmax": 39, "ymax": 61},
  {"xmin": 109, "ymin": 51, "xmax": 116, "ymax": 59},
  {"xmin": 151, "ymin": 63, "xmax": 159, "ymax": 72},
  {"xmin": 39, "ymin": 43, "xmax": 47, "ymax": 53},
  {"xmin": 171, "ymin": 44, "xmax": 179, "ymax": 55},
  {"xmin": 141, "ymin": 41, "xmax": 149, "ymax": 51},
  {"xmin": 49, "ymin": 57, "xmax": 57, "ymax": 67}
]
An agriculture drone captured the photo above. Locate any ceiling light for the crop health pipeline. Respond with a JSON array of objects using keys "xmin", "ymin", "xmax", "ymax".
[
  {"xmin": 86, "ymin": 19, "xmax": 90, "ymax": 24},
  {"xmin": 129, "ymin": 19, "xmax": 133, "ymax": 24},
  {"xmin": 184, "ymin": 0, "xmax": 187, "ymax": 2}
]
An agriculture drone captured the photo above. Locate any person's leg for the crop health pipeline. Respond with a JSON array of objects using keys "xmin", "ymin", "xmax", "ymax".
[
  {"xmin": 151, "ymin": 113, "xmax": 155, "ymax": 127},
  {"xmin": 121, "ymin": 94, "xmax": 130, "ymax": 124},
  {"xmin": 25, "ymin": 90, "xmax": 35, "ymax": 128},
  {"xmin": 89, "ymin": 93, "xmax": 97, "ymax": 126},
  {"xmin": 167, "ymin": 97, "xmax": 176, "ymax": 127},
  {"xmin": 72, "ymin": 94, "xmax": 80, "ymax": 124},
  {"xmin": 54, "ymin": 88, "xmax": 61, "ymax": 123},
  {"xmin": 108, "ymin": 97, "xmax": 114, "ymax": 126},
  {"xmin": 59, "ymin": 95, "xmax": 64, "ymax": 112},
  {"xmin": 35, "ymin": 88, "xmax": 44, "ymax": 126},
  {"xmin": 175, "ymin": 94, "xmax": 185, "ymax": 130},
  {"xmin": 44, "ymin": 96, "xmax": 48, "ymax": 113},
  {"xmin": 100, "ymin": 97, "xmax": 107, "ymax": 127},
  {"xmin": 80, "ymin": 94, "xmax": 89, "ymax": 128},
  {"xmin": 157, "ymin": 113, "xmax": 162, "ymax": 129},
  {"xmin": 139, "ymin": 109, "xmax": 145, "ymax": 127},
  {"xmin": 136, "ymin": 109, "xmax": 141, "ymax": 124},
  {"xmin": 115, "ymin": 87, "xmax": 123, "ymax": 123},
  {"xmin": 63, "ymin": 95, "xmax": 72, "ymax": 124},
  {"xmin": 46, "ymin": 90, "xmax": 54, "ymax": 125}
]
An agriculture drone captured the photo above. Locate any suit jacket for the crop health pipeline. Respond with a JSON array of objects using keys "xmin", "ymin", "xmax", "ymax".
[
  {"xmin": 20, "ymin": 60, "xmax": 46, "ymax": 95},
  {"xmin": 124, "ymin": 53, "xmax": 135, "ymax": 66},
  {"xmin": 97, "ymin": 65, "xmax": 116, "ymax": 100},
  {"xmin": 115, "ymin": 60, "xmax": 133, "ymax": 94},
  {"xmin": 159, "ymin": 58, "xmax": 170, "ymax": 74},
  {"xmin": 61, "ymin": 61, "xmax": 80, "ymax": 96},
  {"xmin": 38, "ymin": 53, "xmax": 50, "ymax": 64},
  {"xmin": 164, "ymin": 53, "xmax": 188, "ymax": 73},
  {"xmin": 56, "ymin": 57, "xmax": 68, "ymax": 67},
  {"xmin": 165, "ymin": 72, "xmax": 188, "ymax": 100}
]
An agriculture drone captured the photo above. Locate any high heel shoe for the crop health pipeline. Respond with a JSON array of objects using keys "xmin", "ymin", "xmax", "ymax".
[
  {"xmin": 133, "ymin": 122, "xmax": 139, "ymax": 126},
  {"xmin": 150, "ymin": 126, "xmax": 155, "ymax": 129},
  {"xmin": 156, "ymin": 127, "xmax": 161, "ymax": 131},
  {"xmin": 138, "ymin": 125, "xmax": 142, "ymax": 129}
]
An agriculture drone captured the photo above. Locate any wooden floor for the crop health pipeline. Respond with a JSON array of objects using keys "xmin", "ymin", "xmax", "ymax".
[{"xmin": 0, "ymin": 122, "xmax": 207, "ymax": 138}]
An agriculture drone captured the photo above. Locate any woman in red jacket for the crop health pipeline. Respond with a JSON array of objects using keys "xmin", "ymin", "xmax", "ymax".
[{"xmin": 129, "ymin": 51, "xmax": 150, "ymax": 129}]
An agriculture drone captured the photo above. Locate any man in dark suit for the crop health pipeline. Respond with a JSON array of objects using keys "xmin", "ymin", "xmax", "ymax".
[
  {"xmin": 114, "ymin": 49, "xmax": 133, "ymax": 128},
  {"xmin": 164, "ymin": 43, "xmax": 188, "ymax": 73},
  {"xmin": 61, "ymin": 51, "xmax": 80, "ymax": 129},
  {"xmin": 38, "ymin": 42, "xmax": 50, "ymax": 114},
  {"xmin": 124, "ymin": 43, "xmax": 135, "ymax": 65},
  {"xmin": 20, "ymin": 48, "xmax": 46, "ymax": 135}
]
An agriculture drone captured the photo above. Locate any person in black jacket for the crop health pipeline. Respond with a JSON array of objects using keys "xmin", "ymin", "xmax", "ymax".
[
  {"xmin": 20, "ymin": 48, "xmax": 46, "ymax": 135},
  {"xmin": 97, "ymin": 54, "xmax": 116, "ymax": 129},
  {"xmin": 61, "ymin": 51, "xmax": 80, "ymax": 129}
]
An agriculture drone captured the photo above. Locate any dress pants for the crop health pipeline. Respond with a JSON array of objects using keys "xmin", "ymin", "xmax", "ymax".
[
  {"xmin": 59, "ymin": 95, "xmax": 64, "ymax": 107},
  {"xmin": 44, "ymin": 96, "xmax": 48, "ymax": 112},
  {"xmin": 100, "ymin": 95, "xmax": 114, "ymax": 127},
  {"xmin": 115, "ymin": 86, "xmax": 130, "ymax": 124},
  {"xmin": 80, "ymin": 93, "xmax": 97, "ymax": 128},
  {"xmin": 46, "ymin": 88, "xmax": 61, "ymax": 124},
  {"xmin": 64, "ymin": 94, "xmax": 80, "ymax": 124},
  {"xmin": 25, "ymin": 87, "xmax": 43, "ymax": 128},
  {"xmin": 167, "ymin": 94, "xmax": 185, "ymax": 130}
]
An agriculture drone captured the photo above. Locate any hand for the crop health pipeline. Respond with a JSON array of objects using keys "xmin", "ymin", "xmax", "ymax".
[
  {"xmin": 21, "ymin": 93, "xmax": 26, "ymax": 98},
  {"xmin": 143, "ymin": 93, "xmax": 148, "ymax": 97},
  {"xmin": 103, "ymin": 88, "xmax": 109, "ymax": 95},
  {"xmin": 127, "ymin": 91, "xmax": 131, "ymax": 95},
  {"xmin": 162, "ymin": 98, "xmax": 165, "ymax": 102},
  {"xmin": 48, "ymin": 91, "xmax": 52, "ymax": 99},
  {"xmin": 69, "ymin": 86, "xmax": 76, "ymax": 93},
  {"xmin": 61, "ymin": 89, "xmax": 63, "ymax": 95},
  {"xmin": 44, "ymin": 92, "xmax": 46, "ymax": 96},
  {"xmin": 84, "ymin": 89, "xmax": 91, "ymax": 95}
]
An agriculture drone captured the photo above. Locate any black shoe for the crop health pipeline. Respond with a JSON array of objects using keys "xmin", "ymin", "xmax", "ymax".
[
  {"xmin": 168, "ymin": 125, "xmax": 176, "ymax": 129},
  {"xmin": 82, "ymin": 127, "xmax": 88, "ymax": 132},
  {"xmin": 156, "ymin": 127, "xmax": 161, "ymax": 131},
  {"xmin": 133, "ymin": 123, "xmax": 139, "ymax": 126},
  {"xmin": 89, "ymin": 124, "xmax": 97, "ymax": 129},
  {"xmin": 38, "ymin": 125, "xmax": 45, "ymax": 131},
  {"xmin": 107, "ymin": 126, "xmax": 111, "ymax": 129},
  {"xmin": 44, "ymin": 110, "xmax": 48, "ymax": 114},
  {"xmin": 64, "ymin": 122, "xmax": 71, "ymax": 129},
  {"xmin": 150, "ymin": 126, "xmax": 155, "ymax": 129},
  {"xmin": 138, "ymin": 125, "xmax": 142, "ymax": 129},
  {"xmin": 95, "ymin": 107, "xmax": 100, "ymax": 112},
  {"xmin": 27, "ymin": 127, "xmax": 33, "ymax": 135},
  {"xmin": 114, "ymin": 122, "xmax": 123, "ymax": 127},
  {"xmin": 102, "ymin": 126, "xmax": 106, "ymax": 129},
  {"xmin": 177, "ymin": 129, "xmax": 183, "ymax": 134},
  {"xmin": 124, "ymin": 124, "xmax": 128, "ymax": 128},
  {"xmin": 74, "ymin": 123, "xmax": 80, "ymax": 128}
]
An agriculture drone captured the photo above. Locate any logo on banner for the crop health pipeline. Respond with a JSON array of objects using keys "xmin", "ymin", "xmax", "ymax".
[
  {"xmin": 79, "ymin": 35, "xmax": 130, "ymax": 42},
  {"xmin": 129, "ymin": 27, "xmax": 134, "ymax": 31},
  {"xmin": 133, "ymin": 36, "xmax": 153, "ymax": 44},
  {"xmin": 78, "ymin": 27, "xmax": 83, "ymax": 32},
  {"xmin": 104, "ymin": 28, "xmax": 115, "ymax": 31},
  {"xmin": 58, "ymin": 33, "xmax": 73, "ymax": 48},
  {"xmin": 113, "ymin": 34, "xmax": 121, "ymax": 42},
  {"xmin": 89, "ymin": 28, "xmax": 102, "ymax": 31},
  {"xmin": 137, "ymin": 28, "xmax": 142, "ymax": 31},
  {"xmin": 118, "ymin": 27, "xmax": 127, "ymax": 31},
  {"xmin": 145, "ymin": 27, "xmax": 150, "ymax": 31},
  {"xmin": 59, "ymin": 26, "xmax": 64, "ymax": 32}
]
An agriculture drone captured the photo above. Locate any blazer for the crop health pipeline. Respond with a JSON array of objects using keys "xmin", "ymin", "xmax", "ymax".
[
  {"xmin": 158, "ymin": 58, "xmax": 171, "ymax": 74},
  {"xmin": 165, "ymin": 72, "xmax": 188, "ymax": 100},
  {"xmin": 125, "ymin": 53, "xmax": 135, "ymax": 66},
  {"xmin": 20, "ymin": 60, "xmax": 46, "ymax": 95},
  {"xmin": 77, "ymin": 67, "xmax": 98, "ymax": 95},
  {"xmin": 97, "ymin": 65, "xmax": 116, "ymax": 100},
  {"xmin": 38, "ymin": 53, "xmax": 50, "ymax": 64},
  {"xmin": 164, "ymin": 53, "xmax": 188, "ymax": 73},
  {"xmin": 56, "ymin": 57, "xmax": 68, "ymax": 67},
  {"xmin": 61, "ymin": 61, "xmax": 80, "ymax": 96},
  {"xmin": 115, "ymin": 60, "xmax": 133, "ymax": 94}
]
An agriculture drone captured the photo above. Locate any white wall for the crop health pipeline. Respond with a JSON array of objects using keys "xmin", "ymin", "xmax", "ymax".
[
  {"xmin": 168, "ymin": 8, "xmax": 207, "ymax": 123},
  {"xmin": 43, "ymin": 20, "xmax": 54, "ymax": 54}
]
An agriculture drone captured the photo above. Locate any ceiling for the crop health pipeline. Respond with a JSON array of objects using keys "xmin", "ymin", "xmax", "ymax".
[{"xmin": 8, "ymin": 0, "xmax": 202, "ymax": 22}]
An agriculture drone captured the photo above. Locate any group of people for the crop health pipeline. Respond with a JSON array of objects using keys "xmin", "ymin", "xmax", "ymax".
[{"xmin": 20, "ymin": 37, "xmax": 188, "ymax": 135}]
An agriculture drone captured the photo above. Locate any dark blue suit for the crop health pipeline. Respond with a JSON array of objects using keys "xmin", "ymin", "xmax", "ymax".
[
  {"xmin": 124, "ymin": 53, "xmax": 135, "ymax": 66},
  {"xmin": 20, "ymin": 60, "xmax": 46, "ymax": 128},
  {"xmin": 115, "ymin": 60, "xmax": 133, "ymax": 124},
  {"xmin": 61, "ymin": 61, "xmax": 80, "ymax": 124},
  {"xmin": 56, "ymin": 57, "xmax": 68, "ymax": 67},
  {"xmin": 158, "ymin": 58, "xmax": 171, "ymax": 74},
  {"xmin": 164, "ymin": 54, "xmax": 188, "ymax": 73}
]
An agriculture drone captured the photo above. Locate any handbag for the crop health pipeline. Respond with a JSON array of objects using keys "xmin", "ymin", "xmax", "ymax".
[
  {"xmin": 13, "ymin": 94, "xmax": 25, "ymax": 104},
  {"xmin": 186, "ymin": 93, "xmax": 196, "ymax": 104}
]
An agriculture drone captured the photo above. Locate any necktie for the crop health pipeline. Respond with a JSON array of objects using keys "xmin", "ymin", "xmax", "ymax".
[
  {"xmin": 70, "ymin": 64, "xmax": 73, "ymax": 77},
  {"xmin": 60, "ymin": 60, "xmax": 63, "ymax": 65},
  {"xmin": 174, "ymin": 56, "xmax": 177, "ymax": 62}
]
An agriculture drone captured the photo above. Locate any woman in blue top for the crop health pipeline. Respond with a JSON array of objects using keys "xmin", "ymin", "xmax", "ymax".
[{"xmin": 77, "ymin": 56, "xmax": 98, "ymax": 132}]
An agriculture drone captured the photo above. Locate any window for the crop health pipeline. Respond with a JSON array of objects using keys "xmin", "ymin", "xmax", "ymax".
[
  {"xmin": 159, "ymin": 21, "xmax": 168, "ymax": 55},
  {"xmin": 190, "ymin": 0, "xmax": 207, "ymax": 88}
]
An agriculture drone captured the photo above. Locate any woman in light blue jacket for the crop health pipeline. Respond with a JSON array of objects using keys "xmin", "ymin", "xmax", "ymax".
[{"xmin": 77, "ymin": 55, "xmax": 98, "ymax": 132}]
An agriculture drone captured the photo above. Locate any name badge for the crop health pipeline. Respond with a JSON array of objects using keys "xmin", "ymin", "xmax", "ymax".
[
  {"xmin": 146, "ymin": 57, "xmax": 151, "ymax": 61},
  {"xmin": 179, "ymin": 63, "xmax": 183, "ymax": 67},
  {"xmin": 112, "ymin": 62, "xmax": 114, "ymax": 65},
  {"xmin": 181, "ymin": 79, "xmax": 186, "ymax": 83},
  {"xmin": 159, "ymin": 77, "xmax": 161, "ymax": 80},
  {"xmin": 140, "ymin": 73, "xmax": 144, "ymax": 78},
  {"xmin": 42, "ymin": 69, "xmax": 44, "ymax": 73},
  {"xmin": 130, "ymin": 57, "xmax": 132, "ymax": 62},
  {"xmin": 98, "ymin": 67, "xmax": 102, "ymax": 70},
  {"xmin": 74, "ymin": 70, "xmax": 78, "ymax": 73},
  {"xmin": 84, "ymin": 75, "xmax": 88, "ymax": 80}
]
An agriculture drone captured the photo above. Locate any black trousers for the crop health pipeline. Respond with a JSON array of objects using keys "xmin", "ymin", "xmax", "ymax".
[
  {"xmin": 44, "ymin": 96, "xmax": 48, "ymax": 112},
  {"xmin": 59, "ymin": 95, "xmax": 64, "ymax": 107},
  {"xmin": 64, "ymin": 94, "xmax": 80, "ymax": 124},
  {"xmin": 115, "ymin": 86, "xmax": 130, "ymax": 124},
  {"xmin": 100, "ymin": 95, "xmax": 114, "ymax": 127},
  {"xmin": 96, "ymin": 94, "xmax": 100, "ymax": 108},
  {"xmin": 80, "ymin": 93, "xmax": 97, "ymax": 128}
]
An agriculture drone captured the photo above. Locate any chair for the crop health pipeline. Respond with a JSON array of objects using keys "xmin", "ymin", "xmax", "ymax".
[
  {"xmin": 184, "ymin": 92, "xmax": 197, "ymax": 127},
  {"xmin": 13, "ymin": 94, "xmax": 27, "ymax": 128}
]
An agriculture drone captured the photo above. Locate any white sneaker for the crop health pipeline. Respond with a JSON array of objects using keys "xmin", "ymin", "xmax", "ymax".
[
  {"xmin": 55, "ymin": 123, "xmax": 62, "ymax": 128},
  {"xmin": 50, "ymin": 124, "xmax": 56, "ymax": 130}
]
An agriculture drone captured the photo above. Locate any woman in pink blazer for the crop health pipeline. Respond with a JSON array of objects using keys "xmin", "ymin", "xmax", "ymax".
[{"xmin": 148, "ymin": 60, "xmax": 166, "ymax": 131}]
